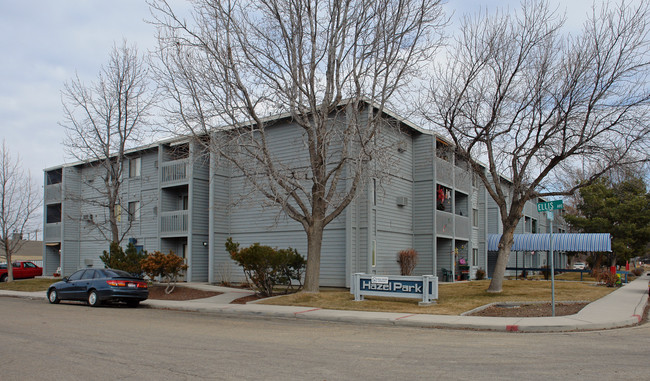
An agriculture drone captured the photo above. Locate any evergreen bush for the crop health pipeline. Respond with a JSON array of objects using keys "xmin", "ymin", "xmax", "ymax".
[
  {"xmin": 99, "ymin": 242, "xmax": 147, "ymax": 275},
  {"xmin": 225, "ymin": 237, "xmax": 306, "ymax": 297}
]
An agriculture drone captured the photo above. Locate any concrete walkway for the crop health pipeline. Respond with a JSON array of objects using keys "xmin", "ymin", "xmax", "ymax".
[{"xmin": 2, "ymin": 274, "xmax": 647, "ymax": 333}]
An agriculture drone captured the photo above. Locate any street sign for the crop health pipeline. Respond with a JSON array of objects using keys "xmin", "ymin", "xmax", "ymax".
[
  {"xmin": 536, "ymin": 199, "xmax": 564, "ymax": 317},
  {"xmin": 537, "ymin": 200, "xmax": 564, "ymax": 212}
]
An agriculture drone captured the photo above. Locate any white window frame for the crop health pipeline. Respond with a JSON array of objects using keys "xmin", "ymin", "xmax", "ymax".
[
  {"xmin": 129, "ymin": 157, "xmax": 142, "ymax": 178},
  {"xmin": 128, "ymin": 201, "xmax": 140, "ymax": 222}
]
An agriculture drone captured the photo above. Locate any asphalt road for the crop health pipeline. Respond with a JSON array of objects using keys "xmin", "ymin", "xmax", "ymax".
[{"xmin": 1, "ymin": 297, "xmax": 648, "ymax": 380}]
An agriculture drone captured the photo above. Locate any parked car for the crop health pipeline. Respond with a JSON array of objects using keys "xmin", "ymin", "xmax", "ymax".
[
  {"xmin": 573, "ymin": 262, "xmax": 586, "ymax": 270},
  {"xmin": 0, "ymin": 261, "xmax": 43, "ymax": 282},
  {"xmin": 47, "ymin": 268, "xmax": 148, "ymax": 307}
]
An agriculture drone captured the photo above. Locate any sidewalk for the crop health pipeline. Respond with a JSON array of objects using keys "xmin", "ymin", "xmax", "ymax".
[{"xmin": 2, "ymin": 274, "xmax": 647, "ymax": 333}]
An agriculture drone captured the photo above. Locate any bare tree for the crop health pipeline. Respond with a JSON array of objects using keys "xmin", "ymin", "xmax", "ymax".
[
  {"xmin": 0, "ymin": 141, "xmax": 41, "ymax": 282},
  {"xmin": 60, "ymin": 41, "xmax": 155, "ymax": 244},
  {"xmin": 149, "ymin": 0, "xmax": 446, "ymax": 291},
  {"xmin": 421, "ymin": 0, "xmax": 650, "ymax": 292}
]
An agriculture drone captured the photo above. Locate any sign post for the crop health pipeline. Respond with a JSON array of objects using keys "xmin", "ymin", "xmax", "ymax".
[{"xmin": 537, "ymin": 200, "xmax": 564, "ymax": 317}]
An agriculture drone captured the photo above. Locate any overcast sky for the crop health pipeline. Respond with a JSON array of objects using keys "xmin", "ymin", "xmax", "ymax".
[{"xmin": 0, "ymin": 0, "xmax": 628, "ymax": 185}]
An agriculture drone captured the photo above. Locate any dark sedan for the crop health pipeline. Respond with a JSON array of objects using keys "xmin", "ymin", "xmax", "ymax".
[{"xmin": 47, "ymin": 268, "xmax": 148, "ymax": 307}]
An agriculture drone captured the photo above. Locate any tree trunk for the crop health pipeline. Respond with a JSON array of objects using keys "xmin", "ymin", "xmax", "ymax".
[
  {"xmin": 5, "ymin": 249, "xmax": 14, "ymax": 282},
  {"xmin": 108, "ymin": 192, "xmax": 120, "ymax": 245},
  {"xmin": 303, "ymin": 222, "xmax": 324, "ymax": 293},
  {"xmin": 487, "ymin": 225, "xmax": 516, "ymax": 293}
]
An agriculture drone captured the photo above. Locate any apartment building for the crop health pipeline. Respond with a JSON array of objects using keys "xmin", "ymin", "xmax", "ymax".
[{"xmin": 43, "ymin": 103, "xmax": 565, "ymax": 286}]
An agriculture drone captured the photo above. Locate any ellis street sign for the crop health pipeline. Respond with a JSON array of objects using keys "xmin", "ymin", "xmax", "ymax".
[{"xmin": 537, "ymin": 200, "xmax": 564, "ymax": 212}]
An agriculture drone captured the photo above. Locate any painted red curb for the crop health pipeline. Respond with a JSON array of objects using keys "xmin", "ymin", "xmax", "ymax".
[
  {"xmin": 506, "ymin": 325, "xmax": 519, "ymax": 332},
  {"xmin": 294, "ymin": 308, "xmax": 321, "ymax": 315},
  {"xmin": 633, "ymin": 314, "xmax": 642, "ymax": 322},
  {"xmin": 395, "ymin": 314, "xmax": 416, "ymax": 321}
]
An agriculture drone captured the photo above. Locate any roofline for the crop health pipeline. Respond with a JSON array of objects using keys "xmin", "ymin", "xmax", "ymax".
[{"xmin": 43, "ymin": 135, "xmax": 188, "ymax": 172}]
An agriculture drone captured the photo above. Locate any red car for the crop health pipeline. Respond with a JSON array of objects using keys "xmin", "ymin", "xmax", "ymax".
[{"xmin": 0, "ymin": 261, "xmax": 43, "ymax": 282}]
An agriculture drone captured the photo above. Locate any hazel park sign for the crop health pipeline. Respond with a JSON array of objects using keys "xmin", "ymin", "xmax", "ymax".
[{"xmin": 351, "ymin": 273, "xmax": 439, "ymax": 306}]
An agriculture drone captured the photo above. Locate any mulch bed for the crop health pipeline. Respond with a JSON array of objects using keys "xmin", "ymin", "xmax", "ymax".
[
  {"xmin": 148, "ymin": 285, "xmax": 222, "ymax": 301},
  {"xmin": 469, "ymin": 302, "xmax": 589, "ymax": 317}
]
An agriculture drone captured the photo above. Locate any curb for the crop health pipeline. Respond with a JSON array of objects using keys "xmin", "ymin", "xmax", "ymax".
[{"xmin": 2, "ymin": 276, "xmax": 647, "ymax": 333}]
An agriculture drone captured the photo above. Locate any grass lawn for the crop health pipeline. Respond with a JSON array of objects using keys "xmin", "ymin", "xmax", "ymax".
[
  {"xmin": 0, "ymin": 278, "xmax": 57, "ymax": 292},
  {"xmin": 258, "ymin": 279, "xmax": 616, "ymax": 315}
]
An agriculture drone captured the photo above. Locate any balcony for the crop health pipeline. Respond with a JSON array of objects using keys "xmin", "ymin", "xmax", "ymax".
[
  {"xmin": 44, "ymin": 223, "xmax": 62, "ymax": 242},
  {"xmin": 160, "ymin": 210, "xmax": 189, "ymax": 236},
  {"xmin": 44, "ymin": 183, "xmax": 62, "ymax": 204},
  {"xmin": 436, "ymin": 211, "xmax": 454, "ymax": 236},
  {"xmin": 161, "ymin": 159, "xmax": 189, "ymax": 186}
]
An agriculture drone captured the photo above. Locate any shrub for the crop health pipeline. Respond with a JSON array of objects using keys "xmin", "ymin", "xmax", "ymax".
[
  {"xmin": 520, "ymin": 269, "xmax": 528, "ymax": 279},
  {"xmin": 475, "ymin": 268, "xmax": 486, "ymax": 280},
  {"xmin": 397, "ymin": 248, "xmax": 418, "ymax": 276},
  {"xmin": 541, "ymin": 265, "xmax": 550, "ymax": 280},
  {"xmin": 99, "ymin": 242, "xmax": 147, "ymax": 275},
  {"xmin": 225, "ymin": 237, "xmax": 306, "ymax": 297},
  {"xmin": 631, "ymin": 267, "xmax": 643, "ymax": 276},
  {"xmin": 140, "ymin": 250, "xmax": 188, "ymax": 294},
  {"xmin": 596, "ymin": 271, "xmax": 619, "ymax": 287},
  {"xmin": 217, "ymin": 262, "xmax": 233, "ymax": 287}
]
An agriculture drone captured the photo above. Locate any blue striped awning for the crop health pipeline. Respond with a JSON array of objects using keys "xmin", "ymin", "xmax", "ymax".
[{"xmin": 487, "ymin": 233, "xmax": 611, "ymax": 252}]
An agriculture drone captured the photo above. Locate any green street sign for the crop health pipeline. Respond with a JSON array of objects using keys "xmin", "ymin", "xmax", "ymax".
[{"xmin": 537, "ymin": 200, "xmax": 564, "ymax": 212}]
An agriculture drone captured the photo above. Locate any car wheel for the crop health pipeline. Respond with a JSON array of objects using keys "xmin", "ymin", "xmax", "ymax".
[
  {"xmin": 87, "ymin": 290, "xmax": 101, "ymax": 307},
  {"xmin": 126, "ymin": 300, "xmax": 140, "ymax": 308},
  {"xmin": 0, "ymin": 274, "xmax": 7, "ymax": 282},
  {"xmin": 48, "ymin": 289, "xmax": 60, "ymax": 304}
]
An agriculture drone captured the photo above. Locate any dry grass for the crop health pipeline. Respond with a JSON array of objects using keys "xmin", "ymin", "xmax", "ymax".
[
  {"xmin": 258, "ymin": 280, "xmax": 615, "ymax": 315},
  {"xmin": 0, "ymin": 278, "xmax": 56, "ymax": 292}
]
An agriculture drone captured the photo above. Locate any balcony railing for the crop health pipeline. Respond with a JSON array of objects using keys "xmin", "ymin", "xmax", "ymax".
[
  {"xmin": 160, "ymin": 210, "xmax": 189, "ymax": 235},
  {"xmin": 44, "ymin": 183, "xmax": 62, "ymax": 204},
  {"xmin": 44, "ymin": 223, "xmax": 62, "ymax": 242},
  {"xmin": 161, "ymin": 159, "xmax": 189, "ymax": 185}
]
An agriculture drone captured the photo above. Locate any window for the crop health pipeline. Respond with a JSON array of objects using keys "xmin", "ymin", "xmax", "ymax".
[
  {"xmin": 371, "ymin": 240, "xmax": 376, "ymax": 267},
  {"xmin": 532, "ymin": 219, "xmax": 537, "ymax": 234},
  {"xmin": 473, "ymin": 209, "xmax": 479, "ymax": 227},
  {"xmin": 472, "ymin": 248, "xmax": 479, "ymax": 266},
  {"xmin": 81, "ymin": 270, "xmax": 95, "ymax": 280},
  {"xmin": 68, "ymin": 270, "xmax": 85, "ymax": 281},
  {"xmin": 128, "ymin": 201, "xmax": 140, "ymax": 222},
  {"xmin": 129, "ymin": 157, "xmax": 142, "ymax": 178}
]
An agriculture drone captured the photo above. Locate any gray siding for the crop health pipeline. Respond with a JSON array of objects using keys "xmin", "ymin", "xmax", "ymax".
[
  {"xmin": 412, "ymin": 133, "xmax": 435, "ymax": 275},
  {"xmin": 62, "ymin": 166, "xmax": 81, "ymax": 275}
]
